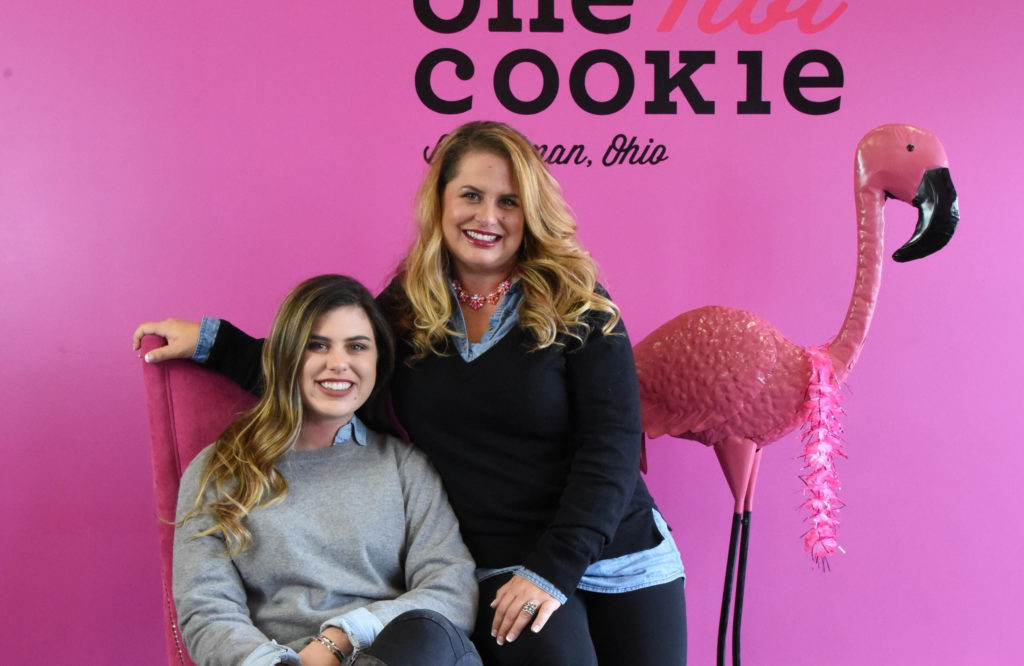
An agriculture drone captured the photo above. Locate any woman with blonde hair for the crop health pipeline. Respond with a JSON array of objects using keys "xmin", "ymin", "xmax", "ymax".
[
  {"xmin": 172, "ymin": 274, "xmax": 480, "ymax": 666},
  {"xmin": 137, "ymin": 121, "xmax": 686, "ymax": 665}
]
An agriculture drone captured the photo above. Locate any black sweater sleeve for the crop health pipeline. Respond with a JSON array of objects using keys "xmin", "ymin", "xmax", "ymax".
[
  {"xmin": 520, "ymin": 312, "xmax": 647, "ymax": 595},
  {"xmin": 205, "ymin": 319, "xmax": 266, "ymax": 396}
]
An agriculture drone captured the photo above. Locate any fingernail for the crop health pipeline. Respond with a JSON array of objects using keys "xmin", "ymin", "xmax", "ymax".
[
  {"xmin": 507, "ymin": 633, "xmax": 517, "ymax": 642},
  {"xmin": 490, "ymin": 631, "xmax": 496, "ymax": 638},
  {"xmin": 144, "ymin": 353, "xmax": 153, "ymax": 363}
]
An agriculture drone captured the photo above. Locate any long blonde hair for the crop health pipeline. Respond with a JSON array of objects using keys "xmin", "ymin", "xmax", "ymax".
[
  {"xmin": 396, "ymin": 120, "xmax": 619, "ymax": 358},
  {"xmin": 180, "ymin": 275, "xmax": 396, "ymax": 555}
]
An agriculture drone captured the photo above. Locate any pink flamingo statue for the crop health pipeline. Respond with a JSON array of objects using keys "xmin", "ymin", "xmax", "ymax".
[{"xmin": 633, "ymin": 125, "xmax": 959, "ymax": 666}]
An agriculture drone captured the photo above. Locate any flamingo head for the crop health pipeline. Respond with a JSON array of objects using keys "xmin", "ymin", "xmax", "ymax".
[{"xmin": 856, "ymin": 124, "xmax": 960, "ymax": 262}]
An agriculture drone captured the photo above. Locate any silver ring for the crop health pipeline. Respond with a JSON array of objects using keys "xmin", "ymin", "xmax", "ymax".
[{"xmin": 520, "ymin": 601, "xmax": 539, "ymax": 616}]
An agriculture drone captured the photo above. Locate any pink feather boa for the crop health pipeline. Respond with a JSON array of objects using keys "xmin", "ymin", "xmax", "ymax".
[{"xmin": 800, "ymin": 346, "xmax": 847, "ymax": 569}]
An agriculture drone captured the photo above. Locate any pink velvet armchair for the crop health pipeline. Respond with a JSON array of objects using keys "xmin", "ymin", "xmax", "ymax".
[{"xmin": 139, "ymin": 334, "xmax": 256, "ymax": 666}]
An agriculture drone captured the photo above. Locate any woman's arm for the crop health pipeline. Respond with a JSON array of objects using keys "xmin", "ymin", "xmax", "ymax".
[
  {"xmin": 489, "ymin": 307, "xmax": 646, "ymax": 641},
  {"xmin": 392, "ymin": 440, "xmax": 478, "ymax": 631},
  {"xmin": 173, "ymin": 448, "xmax": 298, "ymax": 666},
  {"xmin": 296, "ymin": 627, "xmax": 352, "ymax": 665},
  {"xmin": 204, "ymin": 319, "xmax": 266, "ymax": 395},
  {"xmin": 132, "ymin": 316, "xmax": 267, "ymax": 395},
  {"xmin": 523, "ymin": 312, "xmax": 645, "ymax": 587},
  {"xmin": 318, "ymin": 439, "xmax": 478, "ymax": 652},
  {"xmin": 487, "ymin": 309, "xmax": 638, "ymax": 639},
  {"xmin": 132, "ymin": 318, "xmax": 200, "ymax": 362}
]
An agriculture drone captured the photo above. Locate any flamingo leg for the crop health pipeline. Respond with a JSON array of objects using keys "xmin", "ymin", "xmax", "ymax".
[
  {"xmin": 731, "ymin": 448, "xmax": 762, "ymax": 666},
  {"xmin": 713, "ymin": 438, "xmax": 759, "ymax": 666},
  {"xmin": 732, "ymin": 510, "xmax": 751, "ymax": 666},
  {"xmin": 717, "ymin": 512, "xmax": 742, "ymax": 666}
]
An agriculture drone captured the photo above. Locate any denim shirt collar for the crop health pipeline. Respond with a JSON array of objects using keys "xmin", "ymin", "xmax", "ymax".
[{"xmin": 330, "ymin": 414, "xmax": 368, "ymax": 447}]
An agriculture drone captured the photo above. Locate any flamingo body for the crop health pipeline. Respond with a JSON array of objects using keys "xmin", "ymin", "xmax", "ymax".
[{"xmin": 635, "ymin": 305, "xmax": 809, "ymax": 449}]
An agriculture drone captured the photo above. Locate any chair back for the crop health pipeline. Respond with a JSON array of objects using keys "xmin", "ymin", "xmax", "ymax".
[{"xmin": 139, "ymin": 335, "xmax": 257, "ymax": 666}]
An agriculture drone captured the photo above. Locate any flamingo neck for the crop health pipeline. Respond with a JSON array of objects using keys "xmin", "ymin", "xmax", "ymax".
[{"xmin": 828, "ymin": 187, "xmax": 885, "ymax": 382}]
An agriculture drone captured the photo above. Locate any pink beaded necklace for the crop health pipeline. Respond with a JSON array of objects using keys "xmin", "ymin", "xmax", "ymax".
[{"xmin": 452, "ymin": 277, "xmax": 512, "ymax": 310}]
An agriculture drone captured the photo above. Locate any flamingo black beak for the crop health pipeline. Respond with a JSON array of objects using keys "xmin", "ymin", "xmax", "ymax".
[{"xmin": 892, "ymin": 167, "xmax": 959, "ymax": 262}]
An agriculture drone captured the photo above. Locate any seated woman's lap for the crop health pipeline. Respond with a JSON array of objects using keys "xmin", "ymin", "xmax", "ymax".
[
  {"xmin": 354, "ymin": 609, "xmax": 482, "ymax": 666},
  {"xmin": 473, "ymin": 573, "xmax": 686, "ymax": 666}
]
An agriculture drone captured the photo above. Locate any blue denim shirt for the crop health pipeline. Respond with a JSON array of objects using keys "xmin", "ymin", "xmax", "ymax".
[{"xmin": 195, "ymin": 284, "xmax": 684, "ymax": 605}]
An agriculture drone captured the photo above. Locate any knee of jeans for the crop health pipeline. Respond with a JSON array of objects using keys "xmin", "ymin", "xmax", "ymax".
[
  {"xmin": 390, "ymin": 608, "xmax": 448, "ymax": 625},
  {"xmin": 384, "ymin": 608, "xmax": 466, "ymax": 644},
  {"xmin": 369, "ymin": 609, "xmax": 480, "ymax": 664}
]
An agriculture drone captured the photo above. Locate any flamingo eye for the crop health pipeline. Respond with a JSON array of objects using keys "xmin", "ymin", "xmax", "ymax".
[{"xmin": 906, "ymin": 144, "xmax": 915, "ymax": 152}]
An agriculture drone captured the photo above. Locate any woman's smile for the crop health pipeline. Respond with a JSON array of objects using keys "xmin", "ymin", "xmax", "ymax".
[
  {"xmin": 316, "ymin": 379, "xmax": 355, "ymax": 394},
  {"xmin": 463, "ymin": 228, "xmax": 503, "ymax": 245}
]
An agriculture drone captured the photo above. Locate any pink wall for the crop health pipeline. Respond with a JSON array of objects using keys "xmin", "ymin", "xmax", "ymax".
[{"xmin": 2, "ymin": 1, "xmax": 1021, "ymax": 663}]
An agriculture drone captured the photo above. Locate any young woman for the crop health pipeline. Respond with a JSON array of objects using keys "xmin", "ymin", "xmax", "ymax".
[
  {"xmin": 137, "ymin": 122, "xmax": 687, "ymax": 665},
  {"xmin": 171, "ymin": 274, "xmax": 480, "ymax": 666}
]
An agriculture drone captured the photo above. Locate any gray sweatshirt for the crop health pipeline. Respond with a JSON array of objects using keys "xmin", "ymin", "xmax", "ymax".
[{"xmin": 173, "ymin": 424, "xmax": 477, "ymax": 666}]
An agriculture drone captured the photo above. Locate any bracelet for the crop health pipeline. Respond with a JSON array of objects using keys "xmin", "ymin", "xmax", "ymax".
[{"xmin": 313, "ymin": 633, "xmax": 346, "ymax": 663}]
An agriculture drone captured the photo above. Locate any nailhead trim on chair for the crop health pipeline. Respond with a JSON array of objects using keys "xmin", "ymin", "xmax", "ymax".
[{"xmin": 165, "ymin": 583, "xmax": 187, "ymax": 666}]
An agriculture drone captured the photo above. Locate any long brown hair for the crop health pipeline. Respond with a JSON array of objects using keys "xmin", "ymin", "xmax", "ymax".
[
  {"xmin": 180, "ymin": 274, "xmax": 395, "ymax": 554},
  {"xmin": 395, "ymin": 120, "xmax": 619, "ymax": 358}
]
